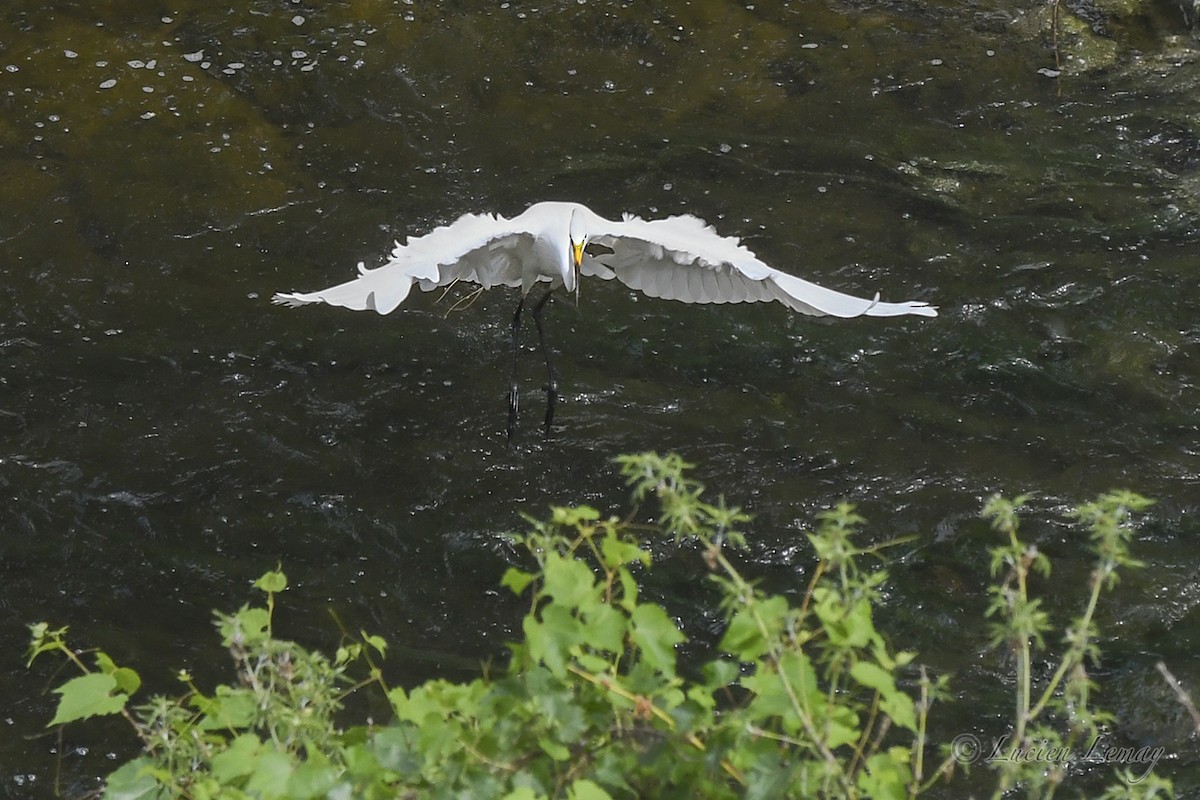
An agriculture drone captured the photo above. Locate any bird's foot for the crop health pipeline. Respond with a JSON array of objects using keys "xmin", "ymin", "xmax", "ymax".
[
  {"xmin": 507, "ymin": 386, "xmax": 519, "ymax": 441},
  {"xmin": 543, "ymin": 385, "xmax": 557, "ymax": 435}
]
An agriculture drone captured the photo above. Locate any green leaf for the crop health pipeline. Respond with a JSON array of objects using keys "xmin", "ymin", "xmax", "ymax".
[
  {"xmin": 583, "ymin": 603, "xmax": 628, "ymax": 654},
  {"xmin": 210, "ymin": 733, "xmax": 262, "ymax": 782},
  {"xmin": 361, "ymin": 631, "xmax": 388, "ymax": 658},
  {"xmin": 254, "ymin": 569, "xmax": 288, "ymax": 594},
  {"xmin": 371, "ymin": 725, "xmax": 421, "ymax": 774},
  {"xmin": 524, "ymin": 604, "xmax": 582, "ymax": 678},
  {"xmin": 551, "ymin": 504, "xmax": 601, "ymax": 526},
  {"xmin": 599, "ymin": 535, "xmax": 649, "ymax": 569},
  {"xmin": 743, "ymin": 649, "xmax": 823, "ymax": 736},
  {"xmin": 855, "ymin": 747, "xmax": 912, "ymax": 800},
  {"xmin": 629, "ymin": 603, "xmax": 684, "ymax": 674},
  {"xmin": 720, "ymin": 596, "xmax": 789, "ymax": 661},
  {"xmin": 501, "ymin": 567, "xmax": 536, "ymax": 596},
  {"xmin": 386, "ymin": 686, "xmax": 408, "ymax": 716},
  {"xmin": 111, "ymin": 667, "xmax": 142, "ymax": 697},
  {"xmin": 196, "ymin": 686, "xmax": 258, "ymax": 730},
  {"xmin": 102, "ymin": 757, "xmax": 163, "ymax": 800},
  {"xmin": 824, "ymin": 704, "xmax": 862, "ymax": 749},
  {"xmin": 49, "ymin": 673, "xmax": 128, "ymax": 726},
  {"xmin": 342, "ymin": 737, "xmax": 385, "ymax": 782},
  {"xmin": 335, "ymin": 644, "xmax": 360, "ymax": 665},
  {"xmin": 815, "ymin": 591, "xmax": 876, "ymax": 649},
  {"xmin": 616, "ymin": 567, "xmax": 639, "ymax": 611},
  {"xmin": 850, "ymin": 661, "xmax": 918, "ymax": 731},
  {"xmin": 849, "ymin": 661, "xmax": 895, "ymax": 695},
  {"xmin": 574, "ymin": 651, "xmax": 611, "ymax": 674},
  {"xmin": 286, "ymin": 760, "xmax": 339, "ymax": 799},
  {"xmin": 568, "ymin": 778, "xmax": 614, "ymax": 800},
  {"xmin": 245, "ymin": 749, "xmax": 294, "ymax": 796},
  {"xmin": 542, "ymin": 553, "xmax": 597, "ymax": 607},
  {"xmin": 216, "ymin": 606, "xmax": 271, "ymax": 647},
  {"xmin": 538, "ymin": 734, "xmax": 571, "ymax": 762},
  {"xmin": 390, "ymin": 684, "xmax": 439, "ymax": 726},
  {"xmin": 881, "ymin": 691, "xmax": 917, "ymax": 733},
  {"xmin": 94, "ymin": 652, "xmax": 142, "ymax": 695},
  {"xmin": 701, "ymin": 658, "xmax": 739, "ymax": 690}
]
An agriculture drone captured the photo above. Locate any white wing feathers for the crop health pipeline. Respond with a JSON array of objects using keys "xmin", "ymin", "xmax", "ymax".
[
  {"xmin": 271, "ymin": 212, "xmax": 536, "ymax": 315},
  {"xmin": 589, "ymin": 211, "xmax": 937, "ymax": 318},
  {"xmin": 272, "ymin": 202, "xmax": 937, "ymax": 319}
]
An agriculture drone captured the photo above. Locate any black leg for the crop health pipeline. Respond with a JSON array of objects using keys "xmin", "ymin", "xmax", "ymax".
[
  {"xmin": 507, "ymin": 296, "xmax": 525, "ymax": 441},
  {"xmin": 532, "ymin": 288, "xmax": 557, "ymax": 435}
]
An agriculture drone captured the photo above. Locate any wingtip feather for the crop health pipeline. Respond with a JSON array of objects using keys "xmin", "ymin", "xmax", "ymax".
[
  {"xmin": 271, "ymin": 292, "xmax": 309, "ymax": 308},
  {"xmin": 863, "ymin": 300, "xmax": 939, "ymax": 318}
]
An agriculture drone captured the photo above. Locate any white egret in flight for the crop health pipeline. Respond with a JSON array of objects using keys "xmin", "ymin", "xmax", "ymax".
[{"xmin": 273, "ymin": 201, "xmax": 937, "ymax": 438}]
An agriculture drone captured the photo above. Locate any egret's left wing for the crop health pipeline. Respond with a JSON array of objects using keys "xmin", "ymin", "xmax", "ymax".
[
  {"xmin": 588, "ymin": 212, "xmax": 937, "ymax": 319},
  {"xmin": 272, "ymin": 212, "xmax": 538, "ymax": 315}
]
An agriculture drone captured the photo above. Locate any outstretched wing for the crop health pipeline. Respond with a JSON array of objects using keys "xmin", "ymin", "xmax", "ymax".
[
  {"xmin": 272, "ymin": 212, "xmax": 538, "ymax": 315},
  {"xmin": 586, "ymin": 211, "xmax": 937, "ymax": 318}
]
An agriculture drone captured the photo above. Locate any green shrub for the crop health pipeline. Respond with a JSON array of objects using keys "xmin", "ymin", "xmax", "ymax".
[{"xmin": 27, "ymin": 453, "xmax": 1174, "ymax": 799}]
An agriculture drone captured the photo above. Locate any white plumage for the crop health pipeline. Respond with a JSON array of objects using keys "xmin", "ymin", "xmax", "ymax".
[
  {"xmin": 272, "ymin": 201, "xmax": 936, "ymax": 437},
  {"xmin": 271, "ymin": 200, "xmax": 937, "ymax": 319}
]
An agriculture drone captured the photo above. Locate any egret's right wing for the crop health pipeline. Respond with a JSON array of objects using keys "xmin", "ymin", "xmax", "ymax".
[
  {"xmin": 590, "ymin": 211, "xmax": 936, "ymax": 318},
  {"xmin": 272, "ymin": 212, "xmax": 537, "ymax": 315}
]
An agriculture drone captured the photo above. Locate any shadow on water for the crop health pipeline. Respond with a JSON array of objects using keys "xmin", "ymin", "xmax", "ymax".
[{"xmin": 3, "ymin": 0, "xmax": 1200, "ymax": 795}]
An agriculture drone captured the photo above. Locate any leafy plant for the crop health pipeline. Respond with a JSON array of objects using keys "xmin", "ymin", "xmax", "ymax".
[
  {"xmin": 980, "ymin": 491, "xmax": 1172, "ymax": 800},
  {"xmin": 26, "ymin": 454, "xmax": 1172, "ymax": 799}
]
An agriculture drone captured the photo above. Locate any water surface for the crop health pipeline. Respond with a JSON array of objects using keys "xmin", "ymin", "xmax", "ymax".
[{"xmin": 3, "ymin": 0, "xmax": 1200, "ymax": 795}]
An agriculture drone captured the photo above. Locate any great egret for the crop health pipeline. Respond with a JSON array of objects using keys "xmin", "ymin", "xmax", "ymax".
[{"xmin": 273, "ymin": 201, "xmax": 937, "ymax": 437}]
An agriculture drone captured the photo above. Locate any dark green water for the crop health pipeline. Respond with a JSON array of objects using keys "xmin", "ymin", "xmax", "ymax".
[{"xmin": 3, "ymin": 0, "xmax": 1200, "ymax": 796}]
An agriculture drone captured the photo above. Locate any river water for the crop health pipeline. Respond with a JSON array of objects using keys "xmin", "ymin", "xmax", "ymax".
[{"xmin": 2, "ymin": 0, "xmax": 1199, "ymax": 796}]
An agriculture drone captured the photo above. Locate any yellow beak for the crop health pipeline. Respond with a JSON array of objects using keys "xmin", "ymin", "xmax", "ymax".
[{"xmin": 571, "ymin": 241, "xmax": 584, "ymax": 305}]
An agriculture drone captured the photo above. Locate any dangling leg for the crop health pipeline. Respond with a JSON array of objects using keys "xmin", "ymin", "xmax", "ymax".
[
  {"xmin": 532, "ymin": 288, "xmax": 557, "ymax": 435},
  {"xmin": 507, "ymin": 295, "xmax": 525, "ymax": 440}
]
